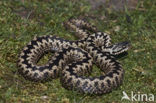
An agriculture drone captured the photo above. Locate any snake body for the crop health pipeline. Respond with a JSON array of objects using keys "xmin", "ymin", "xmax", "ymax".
[{"xmin": 18, "ymin": 19, "xmax": 130, "ymax": 94}]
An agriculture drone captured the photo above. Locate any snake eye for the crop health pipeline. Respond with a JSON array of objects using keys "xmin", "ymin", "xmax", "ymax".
[{"xmin": 112, "ymin": 41, "xmax": 130, "ymax": 55}]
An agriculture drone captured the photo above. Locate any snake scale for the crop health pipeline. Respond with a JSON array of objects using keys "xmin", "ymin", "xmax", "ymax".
[{"xmin": 17, "ymin": 19, "xmax": 130, "ymax": 94}]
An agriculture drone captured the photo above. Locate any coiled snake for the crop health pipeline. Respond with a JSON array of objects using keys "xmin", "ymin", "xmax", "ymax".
[{"xmin": 18, "ymin": 19, "xmax": 130, "ymax": 94}]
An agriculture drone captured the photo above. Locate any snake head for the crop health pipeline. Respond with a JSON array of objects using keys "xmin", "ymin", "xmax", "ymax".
[{"xmin": 111, "ymin": 41, "xmax": 131, "ymax": 55}]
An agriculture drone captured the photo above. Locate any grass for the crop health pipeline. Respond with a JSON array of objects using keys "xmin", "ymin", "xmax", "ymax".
[{"xmin": 0, "ymin": 0, "xmax": 155, "ymax": 103}]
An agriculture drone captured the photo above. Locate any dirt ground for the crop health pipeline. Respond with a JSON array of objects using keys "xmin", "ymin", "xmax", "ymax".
[{"xmin": 87, "ymin": 0, "xmax": 138, "ymax": 11}]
